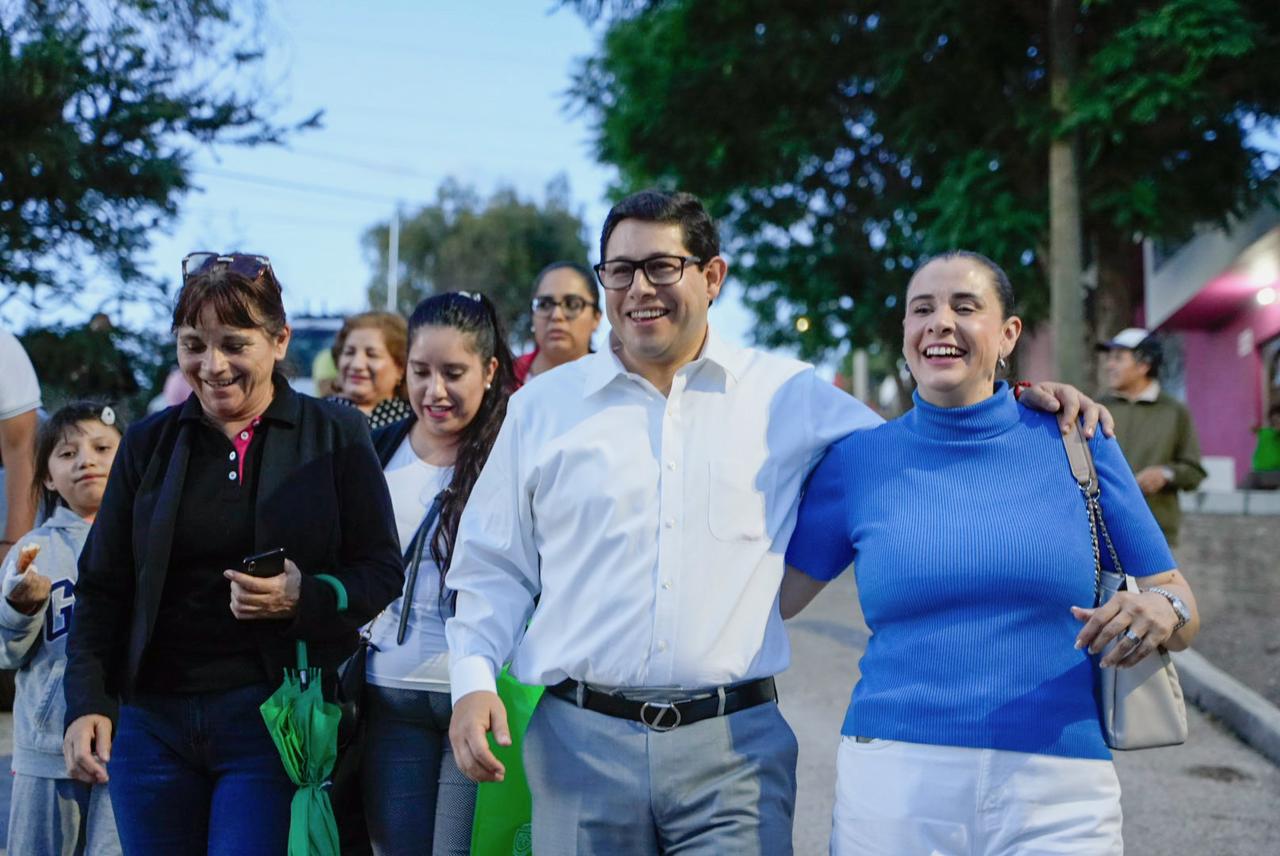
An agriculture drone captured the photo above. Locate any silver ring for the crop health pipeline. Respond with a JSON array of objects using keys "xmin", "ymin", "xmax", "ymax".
[{"xmin": 1122, "ymin": 629, "xmax": 1143, "ymax": 646}]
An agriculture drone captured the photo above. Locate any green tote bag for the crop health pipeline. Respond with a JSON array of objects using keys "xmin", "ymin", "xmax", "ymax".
[{"xmin": 470, "ymin": 668, "xmax": 544, "ymax": 856}]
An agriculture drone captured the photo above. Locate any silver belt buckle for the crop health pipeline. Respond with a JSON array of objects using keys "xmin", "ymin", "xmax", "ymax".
[{"xmin": 639, "ymin": 701, "xmax": 682, "ymax": 731}]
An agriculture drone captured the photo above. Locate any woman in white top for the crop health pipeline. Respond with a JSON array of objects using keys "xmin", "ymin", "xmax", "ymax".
[{"xmin": 361, "ymin": 292, "xmax": 516, "ymax": 856}]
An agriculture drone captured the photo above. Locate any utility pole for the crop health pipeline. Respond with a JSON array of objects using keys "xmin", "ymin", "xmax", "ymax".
[
  {"xmin": 1049, "ymin": 0, "xmax": 1085, "ymax": 387},
  {"xmin": 385, "ymin": 205, "xmax": 400, "ymax": 312}
]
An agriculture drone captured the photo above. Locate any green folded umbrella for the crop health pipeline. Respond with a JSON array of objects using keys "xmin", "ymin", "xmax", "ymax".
[{"xmin": 260, "ymin": 640, "xmax": 342, "ymax": 856}]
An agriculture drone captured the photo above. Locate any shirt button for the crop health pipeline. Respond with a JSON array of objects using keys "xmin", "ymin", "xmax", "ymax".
[
  {"xmin": 666, "ymin": 461, "xmax": 676, "ymax": 471},
  {"xmin": 228, "ymin": 451, "xmax": 237, "ymax": 461},
  {"xmin": 657, "ymin": 640, "xmax": 668, "ymax": 653},
  {"xmin": 664, "ymin": 519, "xmax": 674, "ymax": 529},
  {"xmin": 228, "ymin": 471, "xmax": 237, "ymax": 481},
  {"xmin": 240, "ymin": 431, "xmax": 250, "ymax": 440},
  {"xmin": 662, "ymin": 580, "xmax": 672, "ymax": 590}
]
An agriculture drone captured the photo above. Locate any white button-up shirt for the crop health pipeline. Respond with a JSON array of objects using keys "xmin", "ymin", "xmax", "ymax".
[{"xmin": 447, "ymin": 330, "xmax": 882, "ymax": 701}]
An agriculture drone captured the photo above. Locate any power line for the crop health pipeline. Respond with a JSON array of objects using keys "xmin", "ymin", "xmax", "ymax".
[
  {"xmin": 183, "ymin": 206, "xmax": 376, "ymax": 231},
  {"xmin": 284, "ymin": 146, "xmax": 428, "ymax": 178},
  {"xmin": 190, "ymin": 166, "xmax": 406, "ymax": 205}
]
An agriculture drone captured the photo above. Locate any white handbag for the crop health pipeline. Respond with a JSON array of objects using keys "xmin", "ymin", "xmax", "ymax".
[{"xmin": 1061, "ymin": 427, "xmax": 1188, "ymax": 750}]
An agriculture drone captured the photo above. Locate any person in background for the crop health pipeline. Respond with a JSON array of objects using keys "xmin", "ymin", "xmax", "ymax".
[
  {"xmin": 361, "ymin": 292, "xmax": 515, "ymax": 855},
  {"xmin": 1245, "ymin": 402, "xmax": 1280, "ymax": 489},
  {"xmin": 62, "ymin": 252, "xmax": 403, "ymax": 855},
  {"xmin": 328, "ymin": 311, "xmax": 414, "ymax": 429},
  {"xmin": 513, "ymin": 262, "xmax": 602, "ymax": 386},
  {"xmin": 2, "ymin": 401, "xmax": 124, "ymax": 856},
  {"xmin": 782, "ymin": 252, "xmax": 1199, "ymax": 855},
  {"xmin": 0, "ymin": 327, "xmax": 42, "ymax": 566},
  {"xmin": 1097, "ymin": 328, "xmax": 1206, "ymax": 546}
]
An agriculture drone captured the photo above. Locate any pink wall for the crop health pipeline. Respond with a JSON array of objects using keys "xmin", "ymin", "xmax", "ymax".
[{"xmin": 1180, "ymin": 301, "xmax": 1280, "ymax": 484}]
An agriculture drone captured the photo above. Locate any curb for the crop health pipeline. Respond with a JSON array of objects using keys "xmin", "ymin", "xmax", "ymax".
[{"xmin": 1172, "ymin": 648, "xmax": 1280, "ymax": 766}]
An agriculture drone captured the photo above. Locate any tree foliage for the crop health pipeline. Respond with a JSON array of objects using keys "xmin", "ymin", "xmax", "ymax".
[
  {"xmin": 0, "ymin": 0, "xmax": 320, "ymax": 310},
  {"xmin": 364, "ymin": 177, "xmax": 591, "ymax": 347},
  {"xmin": 568, "ymin": 0, "xmax": 1280, "ymax": 361},
  {"xmin": 20, "ymin": 320, "xmax": 172, "ymax": 420}
]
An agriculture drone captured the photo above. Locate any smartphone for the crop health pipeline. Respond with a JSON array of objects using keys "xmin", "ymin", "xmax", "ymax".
[{"xmin": 241, "ymin": 547, "xmax": 287, "ymax": 578}]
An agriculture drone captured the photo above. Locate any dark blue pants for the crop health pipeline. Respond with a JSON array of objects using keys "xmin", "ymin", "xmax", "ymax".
[
  {"xmin": 359, "ymin": 685, "xmax": 476, "ymax": 856},
  {"xmin": 107, "ymin": 683, "xmax": 294, "ymax": 856}
]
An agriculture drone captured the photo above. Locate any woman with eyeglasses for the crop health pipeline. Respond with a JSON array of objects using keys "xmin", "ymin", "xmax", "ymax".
[
  {"xmin": 62, "ymin": 252, "xmax": 404, "ymax": 856},
  {"xmin": 513, "ymin": 262, "xmax": 602, "ymax": 387}
]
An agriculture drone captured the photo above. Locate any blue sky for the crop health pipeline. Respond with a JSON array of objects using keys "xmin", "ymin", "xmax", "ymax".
[{"xmin": 7, "ymin": 0, "xmax": 757, "ymax": 350}]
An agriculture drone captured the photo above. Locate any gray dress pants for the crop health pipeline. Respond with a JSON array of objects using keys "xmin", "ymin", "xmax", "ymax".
[{"xmin": 523, "ymin": 693, "xmax": 798, "ymax": 856}]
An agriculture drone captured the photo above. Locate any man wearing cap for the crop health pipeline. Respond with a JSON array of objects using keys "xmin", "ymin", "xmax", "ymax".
[{"xmin": 1098, "ymin": 327, "xmax": 1206, "ymax": 546}]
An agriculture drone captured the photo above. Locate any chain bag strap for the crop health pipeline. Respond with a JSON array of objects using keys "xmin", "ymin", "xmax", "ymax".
[{"xmin": 1061, "ymin": 427, "xmax": 1187, "ymax": 750}]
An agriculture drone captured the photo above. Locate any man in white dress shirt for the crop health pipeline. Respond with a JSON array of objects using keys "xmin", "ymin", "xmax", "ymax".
[{"xmin": 446, "ymin": 190, "xmax": 1106, "ymax": 854}]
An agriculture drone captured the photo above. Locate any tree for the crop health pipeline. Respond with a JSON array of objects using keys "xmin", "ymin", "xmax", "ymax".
[
  {"xmin": 1049, "ymin": 0, "xmax": 1087, "ymax": 386},
  {"xmin": 20, "ymin": 318, "xmax": 172, "ymax": 420},
  {"xmin": 363, "ymin": 177, "xmax": 591, "ymax": 346},
  {"xmin": 567, "ymin": 0, "xmax": 1280, "ymax": 373},
  {"xmin": 0, "ymin": 0, "xmax": 320, "ymax": 310}
]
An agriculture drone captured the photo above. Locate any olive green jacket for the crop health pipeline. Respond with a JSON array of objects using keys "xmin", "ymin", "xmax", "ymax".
[{"xmin": 1101, "ymin": 386, "xmax": 1206, "ymax": 547}]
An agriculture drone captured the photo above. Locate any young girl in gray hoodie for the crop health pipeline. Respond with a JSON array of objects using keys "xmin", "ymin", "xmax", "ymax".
[{"xmin": 0, "ymin": 402, "xmax": 123, "ymax": 855}]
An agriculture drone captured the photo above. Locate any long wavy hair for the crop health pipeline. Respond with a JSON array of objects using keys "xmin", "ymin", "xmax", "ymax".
[{"xmin": 405, "ymin": 292, "xmax": 516, "ymax": 600}]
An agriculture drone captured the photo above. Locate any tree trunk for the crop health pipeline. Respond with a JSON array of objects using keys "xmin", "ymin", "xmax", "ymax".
[
  {"xmin": 1090, "ymin": 235, "xmax": 1145, "ymax": 390},
  {"xmin": 1049, "ymin": 0, "xmax": 1086, "ymax": 387}
]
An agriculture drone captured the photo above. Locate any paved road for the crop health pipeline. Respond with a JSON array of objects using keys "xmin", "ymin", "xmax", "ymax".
[
  {"xmin": 778, "ymin": 571, "xmax": 1280, "ymax": 855},
  {"xmin": 1, "ymin": 571, "xmax": 1276, "ymax": 853}
]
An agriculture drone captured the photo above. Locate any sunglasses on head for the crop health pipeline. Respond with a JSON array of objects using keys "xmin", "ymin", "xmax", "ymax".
[{"xmin": 181, "ymin": 252, "xmax": 273, "ymax": 282}]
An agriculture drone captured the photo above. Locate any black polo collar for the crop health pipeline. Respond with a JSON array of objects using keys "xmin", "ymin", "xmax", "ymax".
[{"xmin": 177, "ymin": 371, "xmax": 300, "ymax": 427}]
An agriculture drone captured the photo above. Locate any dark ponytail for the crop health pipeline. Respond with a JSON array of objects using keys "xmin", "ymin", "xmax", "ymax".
[{"xmin": 405, "ymin": 292, "xmax": 516, "ymax": 599}]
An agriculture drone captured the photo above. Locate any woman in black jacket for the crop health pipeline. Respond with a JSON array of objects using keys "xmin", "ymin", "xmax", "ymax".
[{"xmin": 62, "ymin": 252, "xmax": 403, "ymax": 855}]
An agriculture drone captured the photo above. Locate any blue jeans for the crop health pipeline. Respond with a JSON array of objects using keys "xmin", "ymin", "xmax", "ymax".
[
  {"xmin": 107, "ymin": 683, "xmax": 294, "ymax": 856},
  {"xmin": 360, "ymin": 685, "xmax": 476, "ymax": 856}
]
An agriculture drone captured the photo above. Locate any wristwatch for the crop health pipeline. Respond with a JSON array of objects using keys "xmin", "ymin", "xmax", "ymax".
[{"xmin": 1143, "ymin": 586, "xmax": 1190, "ymax": 632}]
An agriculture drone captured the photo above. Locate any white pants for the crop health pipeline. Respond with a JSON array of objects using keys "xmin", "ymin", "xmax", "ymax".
[{"xmin": 832, "ymin": 736, "xmax": 1122, "ymax": 856}]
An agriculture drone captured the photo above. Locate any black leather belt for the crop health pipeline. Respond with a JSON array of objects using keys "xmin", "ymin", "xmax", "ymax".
[{"xmin": 546, "ymin": 676, "xmax": 777, "ymax": 731}]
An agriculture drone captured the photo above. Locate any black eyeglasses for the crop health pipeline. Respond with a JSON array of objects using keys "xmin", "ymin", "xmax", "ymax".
[
  {"xmin": 182, "ymin": 252, "xmax": 273, "ymax": 282},
  {"xmin": 531, "ymin": 295, "xmax": 598, "ymax": 318},
  {"xmin": 593, "ymin": 255, "xmax": 704, "ymax": 291}
]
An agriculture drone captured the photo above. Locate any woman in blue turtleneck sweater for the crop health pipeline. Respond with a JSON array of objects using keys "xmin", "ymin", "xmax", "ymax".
[{"xmin": 782, "ymin": 251, "xmax": 1200, "ymax": 855}]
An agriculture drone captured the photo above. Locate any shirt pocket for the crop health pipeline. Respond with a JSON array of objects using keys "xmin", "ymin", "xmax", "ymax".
[{"xmin": 707, "ymin": 459, "xmax": 768, "ymax": 541}]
